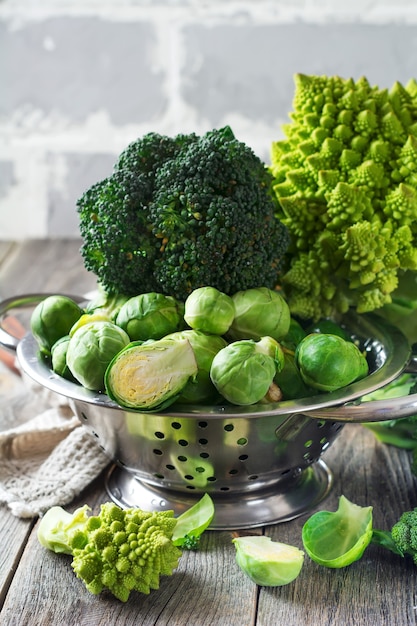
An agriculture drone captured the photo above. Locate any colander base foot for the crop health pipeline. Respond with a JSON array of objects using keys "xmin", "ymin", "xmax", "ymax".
[{"xmin": 105, "ymin": 459, "xmax": 333, "ymax": 530}]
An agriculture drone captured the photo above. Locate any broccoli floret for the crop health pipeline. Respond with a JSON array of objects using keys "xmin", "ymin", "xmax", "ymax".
[
  {"xmin": 391, "ymin": 509, "xmax": 417, "ymax": 562},
  {"xmin": 38, "ymin": 503, "xmax": 181, "ymax": 602},
  {"xmin": 179, "ymin": 534, "xmax": 201, "ymax": 550},
  {"xmin": 270, "ymin": 73, "xmax": 417, "ymax": 321},
  {"xmin": 77, "ymin": 126, "xmax": 289, "ymax": 300}
]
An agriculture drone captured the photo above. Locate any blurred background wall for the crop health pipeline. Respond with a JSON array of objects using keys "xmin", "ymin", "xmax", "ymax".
[{"xmin": 1, "ymin": 0, "xmax": 417, "ymax": 240}]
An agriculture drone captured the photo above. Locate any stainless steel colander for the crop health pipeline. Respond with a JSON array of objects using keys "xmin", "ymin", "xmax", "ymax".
[{"xmin": 1, "ymin": 294, "xmax": 417, "ymax": 529}]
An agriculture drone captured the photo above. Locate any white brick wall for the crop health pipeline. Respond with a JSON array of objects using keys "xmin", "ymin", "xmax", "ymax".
[{"xmin": 2, "ymin": 0, "xmax": 417, "ymax": 239}]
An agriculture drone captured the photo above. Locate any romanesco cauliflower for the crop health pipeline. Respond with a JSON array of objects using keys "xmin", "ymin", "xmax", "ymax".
[
  {"xmin": 38, "ymin": 502, "xmax": 181, "ymax": 602},
  {"xmin": 270, "ymin": 73, "xmax": 417, "ymax": 321}
]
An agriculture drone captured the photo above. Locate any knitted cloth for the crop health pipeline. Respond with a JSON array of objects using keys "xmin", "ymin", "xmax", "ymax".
[{"xmin": 0, "ymin": 360, "xmax": 110, "ymax": 518}]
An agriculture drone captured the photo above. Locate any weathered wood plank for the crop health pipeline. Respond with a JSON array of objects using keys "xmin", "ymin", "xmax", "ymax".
[{"xmin": 0, "ymin": 513, "xmax": 35, "ymax": 609}]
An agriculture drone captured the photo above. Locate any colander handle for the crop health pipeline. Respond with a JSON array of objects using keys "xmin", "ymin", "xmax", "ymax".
[
  {"xmin": 0, "ymin": 293, "xmax": 84, "ymax": 352},
  {"xmin": 307, "ymin": 347, "xmax": 417, "ymax": 423}
]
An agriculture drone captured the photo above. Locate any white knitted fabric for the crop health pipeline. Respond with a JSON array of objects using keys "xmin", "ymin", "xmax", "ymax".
[{"xmin": 0, "ymin": 361, "xmax": 110, "ymax": 518}]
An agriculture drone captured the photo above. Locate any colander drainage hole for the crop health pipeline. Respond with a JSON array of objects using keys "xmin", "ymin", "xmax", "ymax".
[
  {"xmin": 153, "ymin": 449, "xmax": 163, "ymax": 456},
  {"xmin": 178, "ymin": 439, "xmax": 188, "ymax": 447},
  {"xmin": 200, "ymin": 452, "xmax": 210, "ymax": 459},
  {"xmin": 166, "ymin": 464, "xmax": 175, "ymax": 470},
  {"xmin": 178, "ymin": 455, "xmax": 187, "ymax": 462},
  {"xmin": 224, "ymin": 424, "xmax": 234, "ymax": 432},
  {"xmin": 171, "ymin": 422, "xmax": 181, "ymax": 430},
  {"xmin": 248, "ymin": 475, "xmax": 258, "ymax": 481},
  {"xmin": 155, "ymin": 431, "xmax": 165, "ymax": 439},
  {"xmin": 199, "ymin": 438, "xmax": 208, "ymax": 445},
  {"xmin": 238, "ymin": 454, "xmax": 248, "ymax": 461},
  {"xmin": 198, "ymin": 421, "xmax": 208, "ymax": 428}
]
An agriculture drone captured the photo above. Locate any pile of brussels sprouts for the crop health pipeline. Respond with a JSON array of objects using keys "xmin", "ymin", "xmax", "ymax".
[{"xmin": 30, "ymin": 286, "xmax": 369, "ymax": 412}]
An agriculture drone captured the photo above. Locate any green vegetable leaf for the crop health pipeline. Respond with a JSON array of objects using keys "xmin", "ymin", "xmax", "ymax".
[
  {"xmin": 172, "ymin": 493, "xmax": 215, "ymax": 548},
  {"xmin": 302, "ymin": 495, "xmax": 373, "ymax": 568},
  {"xmin": 37, "ymin": 505, "xmax": 91, "ymax": 555}
]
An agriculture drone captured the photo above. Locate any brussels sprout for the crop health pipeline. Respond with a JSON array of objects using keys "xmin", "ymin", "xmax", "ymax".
[
  {"xmin": 31, "ymin": 295, "xmax": 84, "ymax": 355},
  {"xmin": 69, "ymin": 312, "xmax": 113, "ymax": 336},
  {"xmin": 184, "ymin": 287, "xmax": 235, "ymax": 335},
  {"xmin": 302, "ymin": 495, "xmax": 373, "ymax": 568},
  {"xmin": 228, "ymin": 287, "xmax": 291, "ymax": 342},
  {"xmin": 233, "ymin": 536, "xmax": 304, "ymax": 586},
  {"xmin": 281, "ymin": 317, "xmax": 307, "ymax": 349},
  {"xmin": 210, "ymin": 336, "xmax": 284, "ymax": 405},
  {"xmin": 274, "ymin": 350, "xmax": 315, "ymax": 400},
  {"xmin": 116, "ymin": 292, "xmax": 183, "ymax": 341},
  {"xmin": 85, "ymin": 289, "xmax": 130, "ymax": 321},
  {"xmin": 66, "ymin": 321, "xmax": 130, "ymax": 391},
  {"xmin": 51, "ymin": 336, "xmax": 76, "ymax": 382},
  {"xmin": 105, "ymin": 338, "xmax": 198, "ymax": 411},
  {"xmin": 295, "ymin": 333, "xmax": 369, "ymax": 392},
  {"xmin": 164, "ymin": 330, "xmax": 227, "ymax": 404}
]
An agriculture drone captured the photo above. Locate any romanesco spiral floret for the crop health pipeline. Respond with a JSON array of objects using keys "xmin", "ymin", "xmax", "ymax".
[
  {"xmin": 70, "ymin": 503, "xmax": 181, "ymax": 602},
  {"xmin": 271, "ymin": 73, "xmax": 417, "ymax": 320}
]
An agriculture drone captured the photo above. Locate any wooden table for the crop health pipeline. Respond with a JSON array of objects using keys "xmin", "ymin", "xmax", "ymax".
[{"xmin": 1, "ymin": 239, "xmax": 417, "ymax": 626}]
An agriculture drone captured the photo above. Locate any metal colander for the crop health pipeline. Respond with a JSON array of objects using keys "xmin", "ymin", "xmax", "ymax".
[{"xmin": 1, "ymin": 294, "xmax": 417, "ymax": 529}]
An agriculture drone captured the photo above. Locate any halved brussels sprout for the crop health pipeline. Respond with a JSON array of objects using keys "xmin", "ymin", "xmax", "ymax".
[
  {"xmin": 233, "ymin": 535, "xmax": 304, "ymax": 586},
  {"xmin": 105, "ymin": 338, "xmax": 198, "ymax": 411},
  {"xmin": 31, "ymin": 295, "xmax": 84, "ymax": 355},
  {"xmin": 184, "ymin": 286, "xmax": 235, "ymax": 335},
  {"xmin": 228, "ymin": 287, "xmax": 291, "ymax": 341},
  {"xmin": 116, "ymin": 292, "xmax": 183, "ymax": 341},
  {"xmin": 66, "ymin": 321, "xmax": 130, "ymax": 391}
]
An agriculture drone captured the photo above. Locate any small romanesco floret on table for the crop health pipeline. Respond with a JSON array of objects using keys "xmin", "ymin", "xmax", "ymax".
[
  {"xmin": 38, "ymin": 502, "xmax": 182, "ymax": 602},
  {"xmin": 270, "ymin": 73, "xmax": 417, "ymax": 321},
  {"xmin": 77, "ymin": 126, "xmax": 289, "ymax": 301}
]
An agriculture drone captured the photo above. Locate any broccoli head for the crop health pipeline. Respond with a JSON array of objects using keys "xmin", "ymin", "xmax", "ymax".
[
  {"xmin": 270, "ymin": 73, "xmax": 417, "ymax": 320},
  {"xmin": 77, "ymin": 126, "xmax": 289, "ymax": 300}
]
